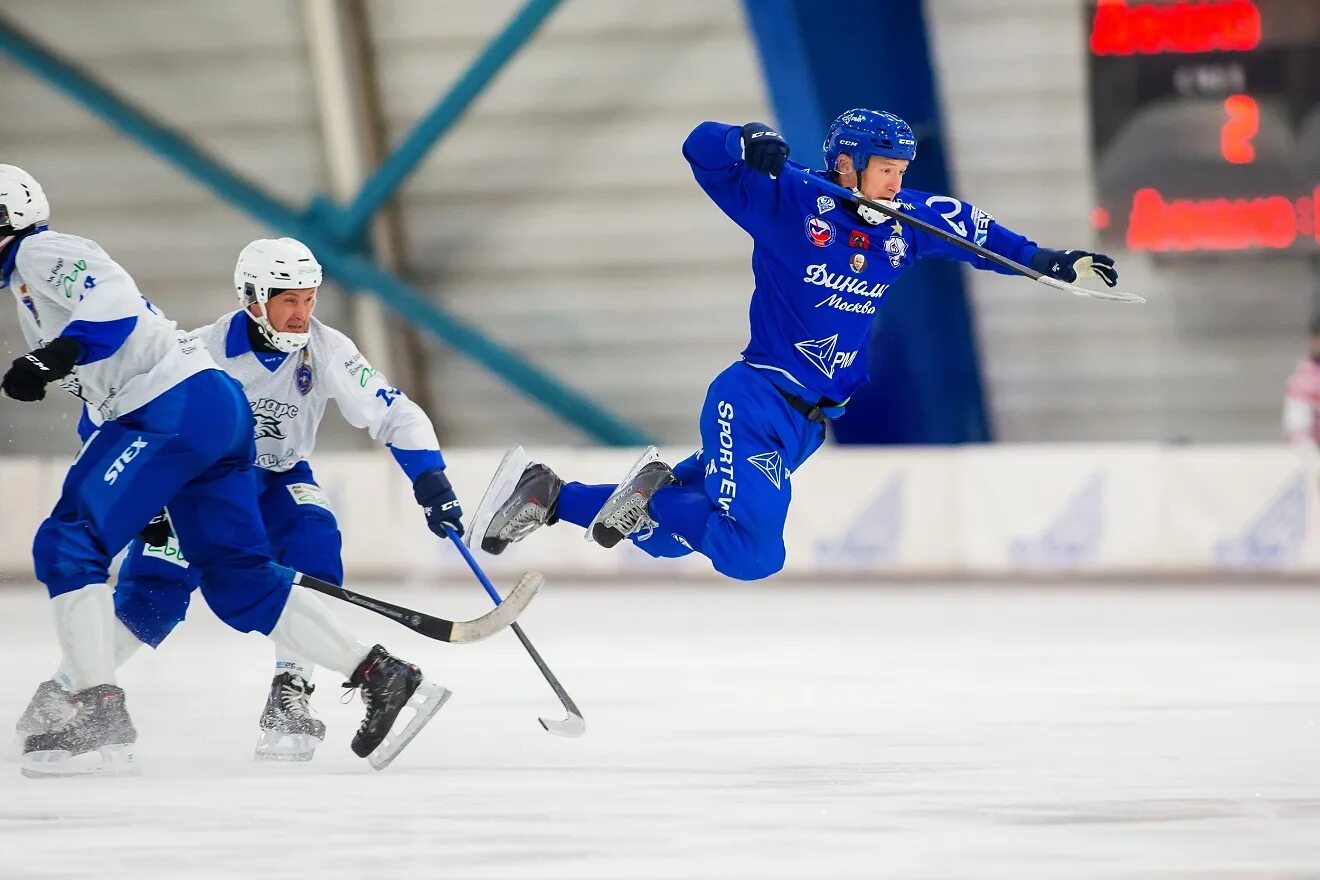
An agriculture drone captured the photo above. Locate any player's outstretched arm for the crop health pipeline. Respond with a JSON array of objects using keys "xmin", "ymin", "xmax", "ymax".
[
  {"xmin": 322, "ymin": 325, "xmax": 464, "ymax": 536},
  {"xmin": 682, "ymin": 120, "xmax": 791, "ymax": 238}
]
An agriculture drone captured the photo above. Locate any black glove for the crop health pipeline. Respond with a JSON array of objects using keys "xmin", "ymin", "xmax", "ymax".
[
  {"xmin": 740, "ymin": 122, "xmax": 790, "ymax": 178},
  {"xmin": 2, "ymin": 337, "xmax": 81, "ymax": 402},
  {"xmin": 1029, "ymin": 248, "xmax": 1118, "ymax": 288},
  {"xmin": 413, "ymin": 467, "xmax": 463, "ymax": 538},
  {"xmin": 138, "ymin": 509, "xmax": 174, "ymax": 549}
]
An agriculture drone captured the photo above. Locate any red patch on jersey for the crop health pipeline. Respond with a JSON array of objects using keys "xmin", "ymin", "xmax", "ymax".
[{"xmin": 849, "ymin": 230, "xmax": 870, "ymax": 249}]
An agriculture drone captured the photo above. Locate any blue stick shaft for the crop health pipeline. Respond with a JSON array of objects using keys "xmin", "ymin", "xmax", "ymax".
[{"xmin": 443, "ymin": 524, "xmax": 504, "ymax": 604}]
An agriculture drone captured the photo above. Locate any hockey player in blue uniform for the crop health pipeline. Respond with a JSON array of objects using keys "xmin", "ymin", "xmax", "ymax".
[
  {"xmin": 15, "ymin": 237, "xmax": 465, "ymax": 763},
  {"xmin": 467, "ymin": 110, "xmax": 1119, "ymax": 580},
  {"xmin": 0, "ymin": 165, "xmax": 457, "ymax": 775}
]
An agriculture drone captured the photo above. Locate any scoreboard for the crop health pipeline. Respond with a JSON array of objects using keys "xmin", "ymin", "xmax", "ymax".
[{"xmin": 1087, "ymin": 0, "xmax": 1320, "ymax": 253}]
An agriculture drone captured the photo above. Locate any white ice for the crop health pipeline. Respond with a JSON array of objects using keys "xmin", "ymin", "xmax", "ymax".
[{"xmin": 1, "ymin": 580, "xmax": 1318, "ymax": 879}]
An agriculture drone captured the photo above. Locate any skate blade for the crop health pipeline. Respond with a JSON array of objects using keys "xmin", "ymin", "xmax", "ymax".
[
  {"xmin": 467, "ymin": 445, "xmax": 532, "ymax": 553},
  {"xmin": 586, "ymin": 446, "xmax": 660, "ymax": 544},
  {"xmin": 368, "ymin": 682, "xmax": 452, "ymax": 771},
  {"xmin": 253, "ymin": 732, "xmax": 321, "ymax": 763},
  {"xmin": 21, "ymin": 744, "xmax": 139, "ymax": 778}
]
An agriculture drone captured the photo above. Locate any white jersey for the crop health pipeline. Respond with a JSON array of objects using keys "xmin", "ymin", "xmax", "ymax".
[
  {"xmin": 6, "ymin": 229, "xmax": 214, "ymax": 420},
  {"xmin": 189, "ymin": 310, "xmax": 441, "ymax": 473}
]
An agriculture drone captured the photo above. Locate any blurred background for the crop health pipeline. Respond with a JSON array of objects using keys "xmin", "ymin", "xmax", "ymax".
[{"xmin": 2, "ymin": 0, "xmax": 1319, "ymax": 579}]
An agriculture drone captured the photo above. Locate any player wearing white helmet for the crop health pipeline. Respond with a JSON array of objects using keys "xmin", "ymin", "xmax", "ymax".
[
  {"xmin": 3, "ymin": 167, "xmax": 454, "ymax": 776},
  {"xmin": 16, "ymin": 235, "xmax": 465, "ymax": 763}
]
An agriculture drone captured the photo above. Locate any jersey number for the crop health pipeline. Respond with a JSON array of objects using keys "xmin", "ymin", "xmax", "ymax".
[
  {"xmin": 926, "ymin": 196, "xmax": 968, "ymax": 237},
  {"xmin": 376, "ymin": 387, "xmax": 401, "ymax": 407}
]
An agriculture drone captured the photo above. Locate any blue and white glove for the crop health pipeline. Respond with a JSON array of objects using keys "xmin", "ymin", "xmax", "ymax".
[
  {"xmin": 413, "ymin": 467, "xmax": 464, "ymax": 538},
  {"xmin": 740, "ymin": 122, "xmax": 790, "ymax": 178},
  {"xmin": 1029, "ymin": 248, "xmax": 1118, "ymax": 288}
]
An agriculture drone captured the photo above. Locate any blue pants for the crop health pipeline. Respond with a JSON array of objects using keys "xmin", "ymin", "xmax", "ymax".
[
  {"xmin": 33, "ymin": 369, "xmax": 294, "ymax": 635},
  {"xmin": 560, "ymin": 361, "xmax": 825, "ymax": 580},
  {"xmin": 114, "ymin": 462, "xmax": 343, "ymax": 648}
]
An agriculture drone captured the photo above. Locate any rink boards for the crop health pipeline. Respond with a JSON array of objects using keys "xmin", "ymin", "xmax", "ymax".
[{"xmin": 0, "ymin": 444, "xmax": 1315, "ymax": 580}]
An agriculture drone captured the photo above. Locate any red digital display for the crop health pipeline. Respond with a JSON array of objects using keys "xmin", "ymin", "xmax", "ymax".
[
  {"xmin": 1088, "ymin": 0, "xmax": 1320, "ymax": 254},
  {"xmin": 1091, "ymin": 0, "xmax": 1262, "ymax": 56}
]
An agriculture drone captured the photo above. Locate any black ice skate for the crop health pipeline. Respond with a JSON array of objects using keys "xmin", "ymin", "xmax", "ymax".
[
  {"xmin": 343, "ymin": 645, "xmax": 450, "ymax": 771},
  {"xmin": 467, "ymin": 445, "xmax": 564, "ymax": 555},
  {"xmin": 588, "ymin": 446, "xmax": 676, "ymax": 548},
  {"xmin": 21, "ymin": 684, "xmax": 138, "ymax": 778},
  {"xmin": 15, "ymin": 678, "xmax": 74, "ymax": 741},
  {"xmin": 253, "ymin": 672, "xmax": 327, "ymax": 762}
]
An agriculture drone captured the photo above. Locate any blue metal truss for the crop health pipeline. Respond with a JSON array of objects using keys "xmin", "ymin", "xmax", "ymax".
[{"xmin": 0, "ymin": 2, "xmax": 651, "ymax": 446}]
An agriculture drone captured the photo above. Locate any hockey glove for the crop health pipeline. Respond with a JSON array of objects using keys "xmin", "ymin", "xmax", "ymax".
[
  {"xmin": 138, "ymin": 510, "xmax": 174, "ymax": 549},
  {"xmin": 1029, "ymin": 248, "xmax": 1118, "ymax": 288},
  {"xmin": 1, "ymin": 337, "xmax": 81, "ymax": 402},
  {"xmin": 740, "ymin": 122, "xmax": 790, "ymax": 178},
  {"xmin": 414, "ymin": 467, "xmax": 464, "ymax": 538}
]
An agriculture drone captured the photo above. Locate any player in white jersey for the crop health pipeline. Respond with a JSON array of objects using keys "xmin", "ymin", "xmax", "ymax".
[
  {"xmin": 1, "ymin": 165, "xmax": 454, "ymax": 776},
  {"xmin": 18, "ymin": 237, "xmax": 465, "ymax": 761}
]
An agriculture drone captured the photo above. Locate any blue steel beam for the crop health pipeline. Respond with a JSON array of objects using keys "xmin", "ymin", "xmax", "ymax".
[
  {"xmin": 0, "ymin": 13, "xmax": 650, "ymax": 446},
  {"xmin": 332, "ymin": 0, "xmax": 566, "ymax": 241}
]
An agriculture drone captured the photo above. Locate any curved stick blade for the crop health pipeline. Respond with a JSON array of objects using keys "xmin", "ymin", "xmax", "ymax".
[{"xmin": 447, "ymin": 570, "xmax": 543, "ymax": 644}]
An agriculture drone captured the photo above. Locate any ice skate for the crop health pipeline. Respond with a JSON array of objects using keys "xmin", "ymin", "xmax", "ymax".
[
  {"xmin": 15, "ymin": 678, "xmax": 74, "ymax": 738},
  {"xmin": 588, "ymin": 446, "xmax": 676, "ymax": 548},
  {"xmin": 253, "ymin": 672, "xmax": 326, "ymax": 762},
  {"xmin": 467, "ymin": 445, "xmax": 563, "ymax": 555},
  {"xmin": 343, "ymin": 645, "xmax": 450, "ymax": 771},
  {"xmin": 21, "ymin": 684, "xmax": 138, "ymax": 778}
]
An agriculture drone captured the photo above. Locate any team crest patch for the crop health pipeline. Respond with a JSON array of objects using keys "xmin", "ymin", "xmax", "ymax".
[
  {"xmin": 295, "ymin": 358, "xmax": 314, "ymax": 396},
  {"xmin": 804, "ymin": 215, "xmax": 837, "ymax": 248},
  {"xmin": 816, "ymin": 195, "xmax": 836, "ymax": 215},
  {"xmin": 883, "ymin": 232, "xmax": 908, "ymax": 268},
  {"xmin": 849, "ymin": 253, "xmax": 866, "ymax": 273}
]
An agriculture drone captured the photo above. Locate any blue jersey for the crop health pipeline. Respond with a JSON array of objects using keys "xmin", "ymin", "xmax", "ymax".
[{"xmin": 683, "ymin": 121, "xmax": 1041, "ymax": 404}]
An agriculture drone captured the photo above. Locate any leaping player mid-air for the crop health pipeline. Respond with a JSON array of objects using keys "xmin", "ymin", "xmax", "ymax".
[{"xmin": 466, "ymin": 109, "xmax": 1120, "ymax": 580}]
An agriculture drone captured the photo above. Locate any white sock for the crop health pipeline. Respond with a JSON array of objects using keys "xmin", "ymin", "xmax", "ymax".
[
  {"xmin": 51, "ymin": 584, "xmax": 117, "ymax": 692},
  {"xmin": 53, "ymin": 617, "xmax": 145, "ymax": 690},
  {"xmin": 272, "ymin": 648, "xmax": 315, "ymax": 681},
  {"xmin": 269, "ymin": 586, "xmax": 370, "ymax": 678}
]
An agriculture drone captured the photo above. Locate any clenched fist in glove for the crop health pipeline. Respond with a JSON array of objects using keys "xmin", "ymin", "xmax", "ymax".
[
  {"xmin": 414, "ymin": 467, "xmax": 464, "ymax": 538},
  {"xmin": 2, "ymin": 337, "xmax": 81, "ymax": 402},
  {"xmin": 1029, "ymin": 248, "xmax": 1118, "ymax": 288},
  {"xmin": 740, "ymin": 122, "xmax": 790, "ymax": 178}
]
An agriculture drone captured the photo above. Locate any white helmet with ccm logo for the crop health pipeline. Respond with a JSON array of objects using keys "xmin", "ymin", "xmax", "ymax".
[{"xmin": 233, "ymin": 237, "xmax": 322, "ymax": 353}]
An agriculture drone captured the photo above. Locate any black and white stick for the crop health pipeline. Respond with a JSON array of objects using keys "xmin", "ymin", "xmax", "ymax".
[
  {"xmin": 447, "ymin": 522, "xmax": 585, "ymax": 737},
  {"xmin": 294, "ymin": 569, "xmax": 542, "ymax": 645},
  {"xmin": 786, "ymin": 165, "xmax": 1146, "ymax": 304}
]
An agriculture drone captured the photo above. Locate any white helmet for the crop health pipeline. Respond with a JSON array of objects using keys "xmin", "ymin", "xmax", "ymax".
[
  {"xmin": 0, "ymin": 165, "xmax": 50, "ymax": 233},
  {"xmin": 234, "ymin": 237, "xmax": 322, "ymax": 353}
]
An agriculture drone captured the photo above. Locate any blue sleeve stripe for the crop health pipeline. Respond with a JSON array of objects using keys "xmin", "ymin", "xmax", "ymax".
[
  {"xmin": 62, "ymin": 316, "xmax": 138, "ymax": 365},
  {"xmin": 389, "ymin": 447, "xmax": 446, "ymax": 482},
  {"xmin": 76, "ymin": 405, "xmax": 96, "ymax": 442}
]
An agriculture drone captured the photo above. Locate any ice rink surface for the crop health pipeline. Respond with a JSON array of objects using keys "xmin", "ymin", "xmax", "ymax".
[{"xmin": 0, "ymin": 579, "xmax": 1317, "ymax": 880}]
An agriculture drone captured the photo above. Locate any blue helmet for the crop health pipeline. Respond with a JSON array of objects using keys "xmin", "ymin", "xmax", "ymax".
[{"xmin": 822, "ymin": 109, "xmax": 917, "ymax": 173}]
